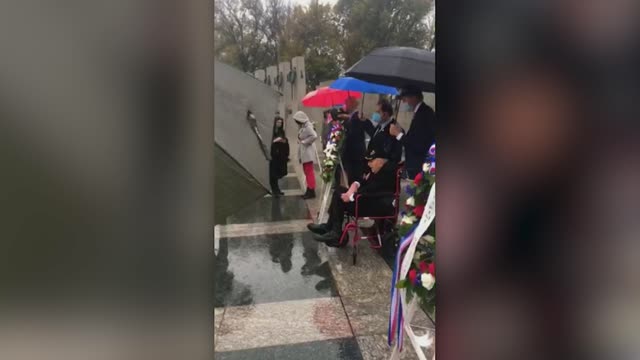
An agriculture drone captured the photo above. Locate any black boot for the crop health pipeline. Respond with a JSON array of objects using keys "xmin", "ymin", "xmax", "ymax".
[
  {"xmin": 302, "ymin": 188, "xmax": 316, "ymax": 199},
  {"xmin": 312, "ymin": 230, "xmax": 339, "ymax": 243},
  {"xmin": 307, "ymin": 222, "xmax": 330, "ymax": 234}
]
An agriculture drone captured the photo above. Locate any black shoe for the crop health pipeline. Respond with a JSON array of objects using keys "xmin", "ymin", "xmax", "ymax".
[
  {"xmin": 325, "ymin": 239, "xmax": 348, "ymax": 248},
  {"xmin": 302, "ymin": 188, "xmax": 316, "ymax": 199},
  {"xmin": 313, "ymin": 230, "xmax": 341, "ymax": 244},
  {"xmin": 301, "ymin": 188, "xmax": 310, "ymax": 198},
  {"xmin": 307, "ymin": 222, "xmax": 330, "ymax": 234}
]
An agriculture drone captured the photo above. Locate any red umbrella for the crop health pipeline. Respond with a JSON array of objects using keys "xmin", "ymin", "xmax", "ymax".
[{"xmin": 301, "ymin": 86, "xmax": 362, "ymax": 108}]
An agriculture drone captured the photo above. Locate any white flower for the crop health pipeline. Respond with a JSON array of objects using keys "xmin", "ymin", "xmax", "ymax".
[
  {"xmin": 325, "ymin": 160, "xmax": 334, "ymax": 167},
  {"xmin": 401, "ymin": 214, "xmax": 417, "ymax": 225},
  {"xmin": 421, "ymin": 273, "xmax": 435, "ymax": 290},
  {"xmin": 406, "ymin": 196, "xmax": 415, "ymax": 207},
  {"xmin": 424, "ymin": 235, "xmax": 435, "ymax": 244},
  {"xmin": 423, "ymin": 163, "xmax": 429, "ymax": 173}
]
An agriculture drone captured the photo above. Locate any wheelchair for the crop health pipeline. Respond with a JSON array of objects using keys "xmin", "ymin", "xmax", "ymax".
[{"xmin": 336, "ymin": 166, "xmax": 403, "ymax": 265}]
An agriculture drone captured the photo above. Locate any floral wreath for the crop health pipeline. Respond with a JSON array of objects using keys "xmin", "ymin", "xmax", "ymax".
[
  {"xmin": 396, "ymin": 143, "xmax": 436, "ymax": 317},
  {"xmin": 321, "ymin": 113, "xmax": 345, "ymax": 183}
]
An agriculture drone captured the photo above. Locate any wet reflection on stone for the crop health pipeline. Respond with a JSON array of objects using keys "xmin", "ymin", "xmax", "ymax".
[
  {"xmin": 301, "ymin": 236, "xmax": 334, "ymax": 293},
  {"xmin": 269, "ymin": 233, "xmax": 293, "ymax": 273},
  {"xmin": 214, "ymin": 232, "xmax": 337, "ymax": 307},
  {"xmin": 215, "ymin": 338, "xmax": 363, "ymax": 360},
  {"xmin": 214, "ymin": 238, "xmax": 254, "ymax": 307},
  {"xmin": 280, "ymin": 176, "xmax": 302, "ymax": 190},
  {"xmin": 225, "ymin": 196, "xmax": 310, "ymax": 224}
]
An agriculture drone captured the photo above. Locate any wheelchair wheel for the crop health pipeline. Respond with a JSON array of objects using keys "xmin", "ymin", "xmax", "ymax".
[{"xmin": 340, "ymin": 231, "xmax": 349, "ymax": 247}]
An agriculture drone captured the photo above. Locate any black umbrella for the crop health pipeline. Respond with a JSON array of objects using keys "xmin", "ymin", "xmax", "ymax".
[{"xmin": 345, "ymin": 46, "xmax": 435, "ymax": 92}]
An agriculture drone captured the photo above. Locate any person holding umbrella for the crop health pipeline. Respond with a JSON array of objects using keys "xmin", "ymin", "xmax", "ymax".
[
  {"xmin": 340, "ymin": 96, "xmax": 368, "ymax": 184},
  {"xmin": 389, "ymin": 85, "xmax": 436, "ymax": 178}
]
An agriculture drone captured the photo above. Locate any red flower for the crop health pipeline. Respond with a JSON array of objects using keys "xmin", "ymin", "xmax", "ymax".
[
  {"xmin": 414, "ymin": 205, "xmax": 425, "ymax": 217},
  {"xmin": 408, "ymin": 269, "xmax": 417, "ymax": 284},
  {"xmin": 419, "ymin": 261, "xmax": 428, "ymax": 274},
  {"xmin": 414, "ymin": 172, "xmax": 423, "ymax": 185},
  {"xmin": 428, "ymin": 263, "xmax": 435, "ymax": 276}
]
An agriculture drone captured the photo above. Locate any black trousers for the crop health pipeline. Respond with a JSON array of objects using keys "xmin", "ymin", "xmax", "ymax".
[
  {"xmin": 327, "ymin": 186, "xmax": 394, "ymax": 230},
  {"xmin": 269, "ymin": 162, "xmax": 281, "ymax": 193},
  {"xmin": 341, "ymin": 157, "xmax": 365, "ymax": 185}
]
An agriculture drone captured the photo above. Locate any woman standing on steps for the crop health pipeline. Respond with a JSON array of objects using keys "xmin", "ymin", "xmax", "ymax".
[
  {"xmin": 293, "ymin": 111, "xmax": 318, "ymax": 199},
  {"xmin": 269, "ymin": 115, "xmax": 289, "ymax": 196}
]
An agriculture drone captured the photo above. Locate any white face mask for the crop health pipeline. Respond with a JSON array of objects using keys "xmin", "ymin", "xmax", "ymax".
[{"xmin": 400, "ymin": 102, "xmax": 413, "ymax": 112}]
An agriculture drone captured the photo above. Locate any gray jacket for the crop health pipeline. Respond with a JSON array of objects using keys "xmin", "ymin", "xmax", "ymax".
[{"xmin": 297, "ymin": 121, "xmax": 318, "ymax": 164}]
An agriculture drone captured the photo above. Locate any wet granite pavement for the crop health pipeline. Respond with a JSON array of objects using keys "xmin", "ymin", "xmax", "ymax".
[{"xmin": 214, "ymin": 140, "xmax": 432, "ymax": 359}]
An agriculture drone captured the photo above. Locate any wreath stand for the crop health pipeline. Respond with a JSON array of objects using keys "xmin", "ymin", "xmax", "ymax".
[
  {"xmin": 316, "ymin": 158, "xmax": 348, "ymax": 224},
  {"xmin": 390, "ymin": 184, "xmax": 436, "ymax": 360}
]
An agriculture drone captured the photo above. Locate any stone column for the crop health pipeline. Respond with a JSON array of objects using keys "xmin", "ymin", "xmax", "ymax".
[
  {"xmin": 290, "ymin": 56, "xmax": 307, "ymax": 114},
  {"xmin": 278, "ymin": 61, "xmax": 292, "ymax": 125},
  {"xmin": 265, "ymin": 65, "xmax": 278, "ymax": 91},
  {"xmin": 253, "ymin": 69, "xmax": 265, "ymax": 83}
]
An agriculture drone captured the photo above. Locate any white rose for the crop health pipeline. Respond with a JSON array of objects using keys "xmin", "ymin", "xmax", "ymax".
[
  {"xmin": 401, "ymin": 215, "xmax": 417, "ymax": 225},
  {"xmin": 422, "ymin": 235, "xmax": 435, "ymax": 244},
  {"xmin": 401, "ymin": 215, "xmax": 414, "ymax": 225},
  {"xmin": 421, "ymin": 273, "xmax": 435, "ymax": 290},
  {"xmin": 406, "ymin": 196, "xmax": 415, "ymax": 207},
  {"xmin": 423, "ymin": 163, "xmax": 429, "ymax": 173}
]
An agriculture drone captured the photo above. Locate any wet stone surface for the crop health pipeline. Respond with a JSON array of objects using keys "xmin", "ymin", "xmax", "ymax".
[
  {"xmin": 279, "ymin": 176, "xmax": 302, "ymax": 190},
  {"xmin": 225, "ymin": 196, "xmax": 310, "ymax": 224},
  {"xmin": 214, "ymin": 232, "xmax": 337, "ymax": 307},
  {"xmin": 215, "ymin": 338, "xmax": 363, "ymax": 360}
]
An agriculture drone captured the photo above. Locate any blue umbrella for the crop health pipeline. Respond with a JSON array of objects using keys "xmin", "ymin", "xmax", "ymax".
[{"xmin": 329, "ymin": 77, "xmax": 398, "ymax": 95}]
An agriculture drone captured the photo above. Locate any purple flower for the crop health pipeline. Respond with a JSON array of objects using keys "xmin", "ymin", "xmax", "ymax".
[{"xmin": 414, "ymin": 272, "xmax": 423, "ymax": 286}]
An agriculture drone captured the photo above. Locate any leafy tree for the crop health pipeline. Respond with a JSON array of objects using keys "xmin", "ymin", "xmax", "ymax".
[
  {"xmin": 335, "ymin": 0, "xmax": 434, "ymax": 67},
  {"xmin": 214, "ymin": 0, "xmax": 271, "ymax": 71},
  {"xmin": 214, "ymin": 0, "xmax": 434, "ymax": 86},
  {"xmin": 262, "ymin": 0, "xmax": 292, "ymax": 64},
  {"xmin": 280, "ymin": 1, "xmax": 342, "ymax": 90}
]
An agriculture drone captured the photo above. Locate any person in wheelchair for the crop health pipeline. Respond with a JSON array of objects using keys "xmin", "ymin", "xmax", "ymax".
[{"xmin": 308, "ymin": 142, "xmax": 398, "ymax": 247}]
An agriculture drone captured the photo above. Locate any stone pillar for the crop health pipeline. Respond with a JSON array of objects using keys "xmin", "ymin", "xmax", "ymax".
[
  {"xmin": 290, "ymin": 56, "xmax": 307, "ymax": 114},
  {"xmin": 265, "ymin": 65, "xmax": 278, "ymax": 91},
  {"xmin": 278, "ymin": 61, "xmax": 292, "ymax": 124},
  {"xmin": 254, "ymin": 69, "xmax": 265, "ymax": 83}
]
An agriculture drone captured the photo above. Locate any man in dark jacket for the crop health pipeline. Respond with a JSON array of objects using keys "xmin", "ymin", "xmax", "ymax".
[
  {"xmin": 362, "ymin": 99, "xmax": 402, "ymax": 165},
  {"xmin": 308, "ymin": 142, "xmax": 398, "ymax": 247},
  {"xmin": 340, "ymin": 96, "xmax": 368, "ymax": 184},
  {"xmin": 389, "ymin": 85, "xmax": 436, "ymax": 178}
]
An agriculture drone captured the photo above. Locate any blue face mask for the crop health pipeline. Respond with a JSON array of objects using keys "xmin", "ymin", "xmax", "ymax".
[{"xmin": 370, "ymin": 112, "xmax": 381, "ymax": 124}]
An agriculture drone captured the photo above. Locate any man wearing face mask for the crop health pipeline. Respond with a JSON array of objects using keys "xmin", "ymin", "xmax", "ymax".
[
  {"xmin": 389, "ymin": 85, "xmax": 436, "ymax": 178},
  {"xmin": 362, "ymin": 99, "xmax": 402, "ymax": 164}
]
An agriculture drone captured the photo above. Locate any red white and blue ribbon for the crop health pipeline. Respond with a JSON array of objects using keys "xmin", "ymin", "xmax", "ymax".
[
  {"xmin": 388, "ymin": 223, "xmax": 418, "ymax": 350},
  {"xmin": 388, "ymin": 143, "xmax": 436, "ymax": 351}
]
